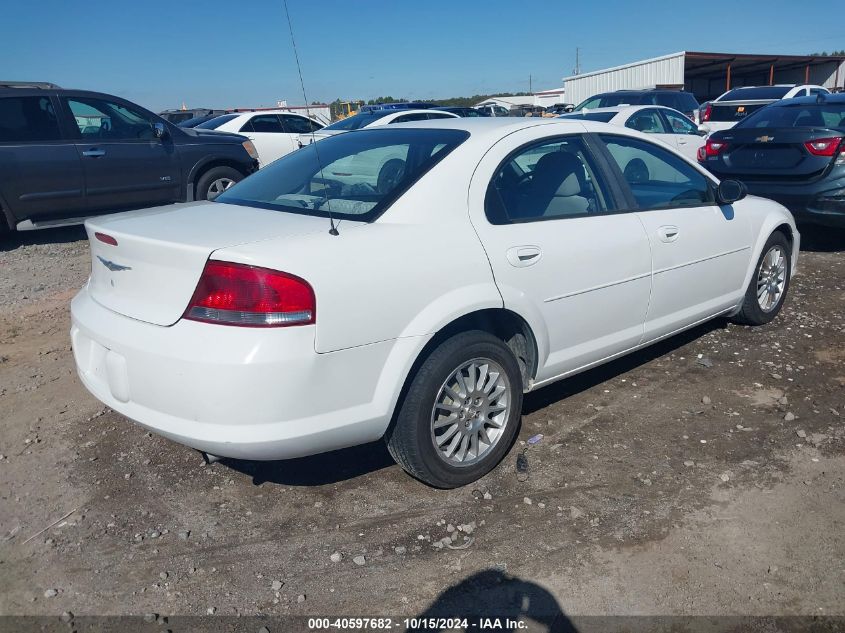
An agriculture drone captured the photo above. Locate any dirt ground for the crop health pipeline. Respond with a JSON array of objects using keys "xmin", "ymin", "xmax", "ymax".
[{"xmin": 1, "ymin": 225, "xmax": 844, "ymax": 629}]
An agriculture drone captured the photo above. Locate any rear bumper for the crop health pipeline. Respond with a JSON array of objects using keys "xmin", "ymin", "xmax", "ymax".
[
  {"xmin": 71, "ymin": 286, "xmax": 422, "ymax": 460},
  {"xmin": 739, "ymin": 177, "xmax": 845, "ymax": 228}
]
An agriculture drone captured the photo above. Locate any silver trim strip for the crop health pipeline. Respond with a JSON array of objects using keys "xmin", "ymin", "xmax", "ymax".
[
  {"xmin": 544, "ymin": 271, "xmax": 651, "ymax": 303},
  {"xmin": 653, "ymin": 246, "xmax": 750, "ymax": 276}
]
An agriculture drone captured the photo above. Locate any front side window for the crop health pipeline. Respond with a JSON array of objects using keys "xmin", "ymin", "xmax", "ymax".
[
  {"xmin": 66, "ymin": 97, "xmax": 156, "ymax": 140},
  {"xmin": 280, "ymin": 115, "xmax": 322, "ymax": 134},
  {"xmin": 0, "ymin": 96, "xmax": 62, "ymax": 142},
  {"xmin": 600, "ymin": 134, "xmax": 713, "ymax": 210},
  {"xmin": 195, "ymin": 114, "xmax": 238, "ymax": 129},
  {"xmin": 662, "ymin": 109, "xmax": 698, "ymax": 134},
  {"xmin": 485, "ymin": 136, "xmax": 610, "ymax": 224},
  {"xmin": 216, "ymin": 128, "xmax": 468, "ymax": 222},
  {"xmin": 625, "ymin": 109, "xmax": 668, "ymax": 134}
]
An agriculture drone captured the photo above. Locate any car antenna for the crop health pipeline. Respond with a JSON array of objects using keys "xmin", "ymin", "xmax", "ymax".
[{"xmin": 282, "ymin": 0, "xmax": 339, "ymax": 236}]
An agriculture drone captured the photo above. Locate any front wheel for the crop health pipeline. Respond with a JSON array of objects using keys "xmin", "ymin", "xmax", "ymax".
[
  {"xmin": 196, "ymin": 166, "xmax": 243, "ymax": 201},
  {"xmin": 733, "ymin": 231, "xmax": 791, "ymax": 326},
  {"xmin": 386, "ymin": 331, "xmax": 523, "ymax": 488}
]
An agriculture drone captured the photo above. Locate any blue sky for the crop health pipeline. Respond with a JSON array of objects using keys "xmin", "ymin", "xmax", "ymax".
[{"xmin": 1, "ymin": 0, "xmax": 841, "ymax": 112}]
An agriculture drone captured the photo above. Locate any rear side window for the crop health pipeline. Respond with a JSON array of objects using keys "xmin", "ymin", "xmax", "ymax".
[
  {"xmin": 0, "ymin": 96, "xmax": 62, "ymax": 142},
  {"xmin": 195, "ymin": 114, "xmax": 238, "ymax": 129},
  {"xmin": 600, "ymin": 134, "xmax": 713, "ymax": 210},
  {"xmin": 558, "ymin": 112, "xmax": 616, "ymax": 123},
  {"xmin": 390, "ymin": 113, "xmax": 430, "ymax": 123},
  {"xmin": 485, "ymin": 136, "xmax": 610, "ymax": 223}
]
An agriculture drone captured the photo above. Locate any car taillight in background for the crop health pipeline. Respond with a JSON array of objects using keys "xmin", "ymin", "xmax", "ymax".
[
  {"xmin": 184, "ymin": 261, "xmax": 315, "ymax": 327},
  {"xmin": 698, "ymin": 138, "xmax": 728, "ymax": 162},
  {"xmin": 803, "ymin": 136, "xmax": 843, "ymax": 157},
  {"xmin": 700, "ymin": 103, "xmax": 712, "ymax": 122}
]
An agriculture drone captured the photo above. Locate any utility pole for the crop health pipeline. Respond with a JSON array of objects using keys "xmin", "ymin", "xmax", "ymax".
[
  {"xmin": 529, "ymin": 74, "xmax": 532, "ymax": 93},
  {"xmin": 573, "ymin": 48, "xmax": 581, "ymax": 75}
]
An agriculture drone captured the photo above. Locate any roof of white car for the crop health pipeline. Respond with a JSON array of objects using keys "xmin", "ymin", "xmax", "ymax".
[
  {"xmin": 386, "ymin": 116, "xmax": 590, "ymax": 141},
  {"xmin": 226, "ymin": 109, "xmax": 312, "ymax": 117}
]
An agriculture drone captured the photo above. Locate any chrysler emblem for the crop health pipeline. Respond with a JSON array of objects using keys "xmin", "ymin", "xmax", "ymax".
[
  {"xmin": 97, "ymin": 256, "xmax": 132, "ymax": 272},
  {"xmin": 755, "ymin": 135, "xmax": 775, "ymax": 143}
]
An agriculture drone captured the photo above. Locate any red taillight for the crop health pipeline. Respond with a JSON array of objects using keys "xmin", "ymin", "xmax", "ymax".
[
  {"xmin": 702, "ymin": 138, "xmax": 728, "ymax": 158},
  {"xmin": 184, "ymin": 261, "xmax": 315, "ymax": 327},
  {"xmin": 803, "ymin": 136, "xmax": 843, "ymax": 157},
  {"xmin": 95, "ymin": 232, "xmax": 118, "ymax": 246},
  {"xmin": 701, "ymin": 104, "xmax": 712, "ymax": 122}
]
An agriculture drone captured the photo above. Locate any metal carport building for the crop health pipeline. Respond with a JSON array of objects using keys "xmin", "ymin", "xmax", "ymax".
[{"xmin": 562, "ymin": 51, "xmax": 845, "ymax": 106}]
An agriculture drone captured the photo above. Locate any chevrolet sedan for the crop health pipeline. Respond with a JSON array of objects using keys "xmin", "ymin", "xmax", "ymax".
[{"xmin": 71, "ymin": 118, "xmax": 798, "ymax": 488}]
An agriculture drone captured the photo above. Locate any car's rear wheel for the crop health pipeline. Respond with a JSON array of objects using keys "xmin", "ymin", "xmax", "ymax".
[
  {"xmin": 386, "ymin": 331, "xmax": 523, "ymax": 488},
  {"xmin": 196, "ymin": 166, "xmax": 243, "ymax": 201},
  {"xmin": 733, "ymin": 231, "xmax": 791, "ymax": 326}
]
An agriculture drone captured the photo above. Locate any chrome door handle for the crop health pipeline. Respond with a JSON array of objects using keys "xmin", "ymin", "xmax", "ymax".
[
  {"xmin": 506, "ymin": 245, "xmax": 542, "ymax": 267},
  {"xmin": 657, "ymin": 225, "xmax": 680, "ymax": 242},
  {"xmin": 82, "ymin": 149, "xmax": 106, "ymax": 157},
  {"xmin": 677, "ymin": 138, "xmax": 689, "ymax": 144}
]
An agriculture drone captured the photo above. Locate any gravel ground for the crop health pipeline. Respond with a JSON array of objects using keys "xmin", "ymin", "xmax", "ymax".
[{"xmin": 0, "ymin": 225, "xmax": 844, "ymax": 629}]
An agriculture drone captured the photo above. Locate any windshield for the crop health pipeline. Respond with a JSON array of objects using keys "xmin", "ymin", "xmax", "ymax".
[
  {"xmin": 720, "ymin": 86, "xmax": 792, "ymax": 101},
  {"xmin": 323, "ymin": 111, "xmax": 394, "ymax": 131},
  {"xmin": 558, "ymin": 112, "xmax": 616, "ymax": 122},
  {"xmin": 736, "ymin": 102, "xmax": 845, "ymax": 129},
  {"xmin": 195, "ymin": 114, "xmax": 239, "ymax": 129},
  {"xmin": 215, "ymin": 128, "xmax": 469, "ymax": 222}
]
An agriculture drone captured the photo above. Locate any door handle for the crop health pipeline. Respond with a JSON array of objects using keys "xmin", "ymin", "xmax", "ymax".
[
  {"xmin": 657, "ymin": 225, "xmax": 680, "ymax": 243},
  {"xmin": 506, "ymin": 246, "xmax": 542, "ymax": 267},
  {"xmin": 82, "ymin": 148, "xmax": 106, "ymax": 157},
  {"xmin": 677, "ymin": 138, "xmax": 689, "ymax": 145}
]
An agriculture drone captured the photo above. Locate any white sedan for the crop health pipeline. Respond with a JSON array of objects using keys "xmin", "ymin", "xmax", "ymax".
[
  {"xmin": 297, "ymin": 108, "xmax": 458, "ymax": 146},
  {"xmin": 196, "ymin": 110, "xmax": 323, "ymax": 166},
  {"xmin": 560, "ymin": 105, "xmax": 705, "ymax": 162},
  {"xmin": 71, "ymin": 118, "xmax": 798, "ymax": 488}
]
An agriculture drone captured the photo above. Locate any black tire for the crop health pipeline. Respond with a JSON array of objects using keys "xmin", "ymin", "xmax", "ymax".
[
  {"xmin": 195, "ymin": 166, "xmax": 243, "ymax": 201},
  {"xmin": 733, "ymin": 230, "xmax": 791, "ymax": 326},
  {"xmin": 386, "ymin": 330, "xmax": 523, "ymax": 488}
]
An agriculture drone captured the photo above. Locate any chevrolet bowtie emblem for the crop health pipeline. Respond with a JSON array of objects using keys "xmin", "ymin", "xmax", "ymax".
[
  {"xmin": 755, "ymin": 135, "xmax": 775, "ymax": 143},
  {"xmin": 97, "ymin": 256, "xmax": 132, "ymax": 272}
]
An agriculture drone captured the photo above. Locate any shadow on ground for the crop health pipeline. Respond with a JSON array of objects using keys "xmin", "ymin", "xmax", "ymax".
[
  {"xmin": 798, "ymin": 224, "xmax": 845, "ymax": 253},
  {"xmin": 413, "ymin": 569, "xmax": 575, "ymax": 632},
  {"xmin": 0, "ymin": 225, "xmax": 87, "ymax": 251}
]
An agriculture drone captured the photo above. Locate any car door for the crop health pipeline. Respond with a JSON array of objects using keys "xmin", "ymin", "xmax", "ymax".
[
  {"xmin": 0, "ymin": 93, "xmax": 86, "ymax": 224},
  {"xmin": 468, "ymin": 130, "xmax": 653, "ymax": 384},
  {"xmin": 62, "ymin": 96, "xmax": 181, "ymax": 214},
  {"xmin": 239, "ymin": 114, "xmax": 293, "ymax": 165},
  {"xmin": 659, "ymin": 108, "xmax": 705, "ymax": 161},
  {"xmin": 596, "ymin": 133, "xmax": 752, "ymax": 341}
]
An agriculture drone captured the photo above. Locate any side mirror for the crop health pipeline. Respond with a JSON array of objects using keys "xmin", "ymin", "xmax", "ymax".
[
  {"xmin": 697, "ymin": 124, "xmax": 709, "ymax": 136},
  {"xmin": 716, "ymin": 179, "xmax": 747, "ymax": 205},
  {"xmin": 153, "ymin": 122, "xmax": 169, "ymax": 140}
]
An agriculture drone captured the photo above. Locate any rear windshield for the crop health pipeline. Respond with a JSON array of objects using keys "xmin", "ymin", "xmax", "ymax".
[
  {"xmin": 215, "ymin": 128, "xmax": 469, "ymax": 222},
  {"xmin": 720, "ymin": 86, "xmax": 791, "ymax": 101},
  {"xmin": 736, "ymin": 103, "xmax": 845, "ymax": 129},
  {"xmin": 709, "ymin": 103, "xmax": 768, "ymax": 122},
  {"xmin": 558, "ymin": 112, "xmax": 616, "ymax": 122},
  {"xmin": 195, "ymin": 114, "xmax": 239, "ymax": 129},
  {"xmin": 323, "ymin": 111, "xmax": 394, "ymax": 131}
]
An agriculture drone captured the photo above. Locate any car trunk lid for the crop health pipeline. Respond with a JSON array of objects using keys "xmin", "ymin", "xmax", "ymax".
[
  {"xmin": 84, "ymin": 201, "xmax": 332, "ymax": 326},
  {"xmin": 711, "ymin": 127, "xmax": 843, "ymax": 180}
]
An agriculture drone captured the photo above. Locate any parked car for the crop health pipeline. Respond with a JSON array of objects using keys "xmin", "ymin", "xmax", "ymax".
[
  {"xmin": 559, "ymin": 105, "xmax": 705, "ymax": 161},
  {"xmin": 195, "ymin": 110, "xmax": 323, "ymax": 166},
  {"xmin": 508, "ymin": 105, "xmax": 547, "ymax": 118},
  {"xmin": 699, "ymin": 92, "xmax": 845, "ymax": 228},
  {"xmin": 438, "ymin": 107, "xmax": 489, "ymax": 117},
  {"xmin": 575, "ymin": 90, "xmax": 701, "ymax": 122},
  {"xmin": 476, "ymin": 104, "xmax": 511, "ymax": 117},
  {"xmin": 0, "ymin": 86, "xmax": 258, "ymax": 233},
  {"xmin": 296, "ymin": 108, "xmax": 459, "ymax": 146},
  {"xmin": 699, "ymin": 85, "xmax": 830, "ymax": 135},
  {"xmin": 158, "ymin": 108, "xmax": 225, "ymax": 126},
  {"xmin": 545, "ymin": 104, "xmax": 575, "ymax": 115},
  {"xmin": 359, "ymin": 102, "xmax": 437, "ymax": 113},
  {"xmin": 71, "ymin": 117, "xmax": 798, "ymax": 487}
]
